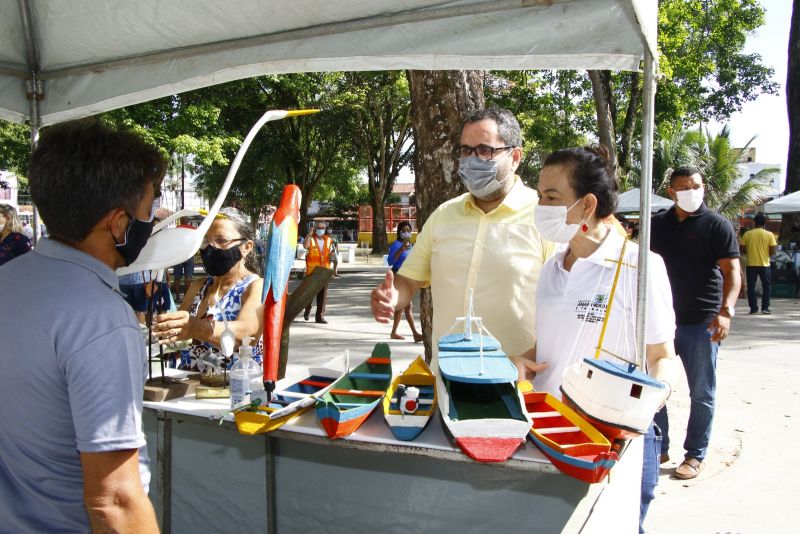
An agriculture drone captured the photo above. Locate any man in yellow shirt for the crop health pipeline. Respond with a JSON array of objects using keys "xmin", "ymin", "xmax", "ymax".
[
  {"xmin": 370, "ymin": 107, "xmax": 550, "ymax": 368},
  {"xmin": 740, "ymin": 212, "xmax": 777, "ymax": 314}
]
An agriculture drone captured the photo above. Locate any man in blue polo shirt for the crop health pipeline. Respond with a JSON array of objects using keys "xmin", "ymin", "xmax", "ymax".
[
  {"xmin": 650, "ymin": 166, "xmax": 741, "ymax": 481},
  {"xmin": 0, "ymin": 121, "xmax": 165, "ymax": 532}
]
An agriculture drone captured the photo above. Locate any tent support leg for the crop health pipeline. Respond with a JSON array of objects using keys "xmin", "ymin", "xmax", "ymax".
[{"xmin": 636, "ymin": 49, "xmax": 657, "ymax": 366}]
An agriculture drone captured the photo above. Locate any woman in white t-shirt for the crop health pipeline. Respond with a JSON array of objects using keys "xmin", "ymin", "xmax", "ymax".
[{"xmin": 517, "ymin": 146, "xmax": 679, "ymax": 533}]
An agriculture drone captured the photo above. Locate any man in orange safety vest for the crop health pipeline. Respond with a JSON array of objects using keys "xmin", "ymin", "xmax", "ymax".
[{"xmin": 303, "ymin": 220, "xmax": 333, "ymax": 323}]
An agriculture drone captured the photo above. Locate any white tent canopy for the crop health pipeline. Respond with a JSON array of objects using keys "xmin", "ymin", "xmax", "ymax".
[
  {"xmin": 764, "ymin": 190, "xmax": 800, "ymax": 214},
  {"xmin": 616, "ymin": 187, "xmax": 673, "ymax": 213},
  {"xmin": 1, "ymin": 0, "xmax": 659, "ymax": 363},
  {"xmin": 1, "ymin": 0, "xmax": 656, "ymax": 126}
]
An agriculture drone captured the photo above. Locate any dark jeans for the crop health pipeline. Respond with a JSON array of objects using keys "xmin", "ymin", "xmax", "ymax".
[
  {"xmin": 654, "ymin": 323, "xmax": 718, "ymax": 460},
  {"xmin": 640, "ymin": 422, "xmax": 661, "ymax": 534},
  {"xmin": 746, "ymin": 266, "xmax": 771, "ymax": 311},
  {"xmin": 304, "ymin": 286, "xmax": 328, "ymax": 320}
]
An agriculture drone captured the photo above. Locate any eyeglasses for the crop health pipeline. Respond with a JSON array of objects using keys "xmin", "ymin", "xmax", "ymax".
[
  {"xmin": 201, "ymin": 236, "xmax": 244, "ymax": 249},
  {"xmin": 456, "ymin": 145, "xmax": 514, "ymax": 161}
]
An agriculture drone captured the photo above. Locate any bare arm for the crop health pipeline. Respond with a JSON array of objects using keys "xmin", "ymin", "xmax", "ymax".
[
  {"xmin": 156, "ymin": 278, "xmax": 264, "ymax": 347},
  {"xmin": 512, "ymin": 345, "xmax": 549, "ymax": 382},
  {"xmin": 81, "ymin": 449, "xmax": 159, "ymax": 534},
  {"xmin": 371, "ymin": 271, "xmax": 424, "ymax": 323},
  {"xmin": 645, "ymin": 341, "xmax": 679, "ymax": 390},
  {"xmin": 708, "ymin": 257, "xmax": 741, "ymax": 341},
  {"xmin": 769, "ymin": 244, "xmax": 777, "ymax": 256}
]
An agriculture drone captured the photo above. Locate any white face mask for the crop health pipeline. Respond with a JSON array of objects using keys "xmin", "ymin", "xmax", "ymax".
[
  {"xmin": 675, "ymin": 187, "xmax": 704, "ymax": 213},
  {"xmin": 534, "ymin": 198, "xmax": 584, "ymax": 243}
]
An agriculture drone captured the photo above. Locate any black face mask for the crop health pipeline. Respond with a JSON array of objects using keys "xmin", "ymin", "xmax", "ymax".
[
  {"xmin": 114, "ymin": 213, "xmax": 155, "ymax": 266},
  {"xmin": 201, "ymin": 244, "xmax": 243, "ymax": 277}
]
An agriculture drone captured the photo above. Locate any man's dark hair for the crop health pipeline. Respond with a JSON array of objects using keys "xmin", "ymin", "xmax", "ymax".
[
  {"xmin": 754, "ymin": 212, "xmax": 767, "ymax": 227},
  {"xmin": 670, "ymin": 166, "xmax": 704, "ymax": 185},
  {"xmin": 543, "ymin": 145, "xmax": 619, "ymax": 218},
  {"xmin": 463, "ymin": 107, "xmax": 523, "ymax": 147},
  {"xmin": 29, "ymin": 120, "xmax": 165, "ymax": 243}
]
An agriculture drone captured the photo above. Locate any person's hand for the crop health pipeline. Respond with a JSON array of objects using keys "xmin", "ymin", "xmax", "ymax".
[
  {"xmin": 511, "ymin": 356, "xmax": 549, "ymax": 382},
  {"xmin": 371, "ymin": 271, "xmax": 399, "ymax": 324},
  {"xmin": 403, "ymin": 241, "xmax": 411, "ymax": 250},
  {"xmin": 154, "ymin": 310, "xmax": 193, "ymax": 343},
  {"xmin": 708, "ymin": 314, "xmax": 730, "ymax": 342}
]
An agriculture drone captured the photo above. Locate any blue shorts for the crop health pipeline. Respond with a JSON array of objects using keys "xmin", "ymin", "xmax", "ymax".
[
  {"xmin": 172, "ymin": 257, "xmax": 195, "ymax": 279},
  {"xmin": 120, "ymin": 282, "xmax": 173, "ymax": 313}
]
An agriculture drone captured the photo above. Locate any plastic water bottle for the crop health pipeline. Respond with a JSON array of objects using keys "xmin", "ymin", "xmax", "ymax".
[{"xmin": 230, "ymin": 337, "xmax": 265, "ymax": 408}]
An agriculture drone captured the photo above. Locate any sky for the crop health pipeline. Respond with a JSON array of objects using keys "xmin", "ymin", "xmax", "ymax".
[{"xmin": 707, "ymin": 0, "xmax": 792, "ymax": 180}]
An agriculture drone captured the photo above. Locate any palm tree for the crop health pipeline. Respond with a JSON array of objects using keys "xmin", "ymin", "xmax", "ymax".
[
  {"xmin": 692, "ymin": 126, "xmax": 778, "ymax": 219},
  {"xmin": 652, "ymin": 122, "xmax": 699, "ymax": 195}
]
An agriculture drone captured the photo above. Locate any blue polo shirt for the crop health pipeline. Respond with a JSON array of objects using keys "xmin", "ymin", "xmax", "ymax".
[
  {"xmin": 0, "ymin": 238, "xmax": 149, "ymax": 532},
  {"xmin": 650, "ymin": 204, "xmax": 740, "ymax": 325}
]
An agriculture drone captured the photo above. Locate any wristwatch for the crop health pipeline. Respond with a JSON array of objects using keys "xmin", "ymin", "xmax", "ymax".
[{"xmin": 720, "ymin": 305, "xmax": 735, "ymax": 318}]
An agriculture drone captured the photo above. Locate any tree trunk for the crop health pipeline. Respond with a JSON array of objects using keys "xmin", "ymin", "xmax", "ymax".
[
  {"xmin": 588, "ymin": 70, "xmax": 618, "ymax": 168},
  {"xmin": 407, "ymin": 70, "xmax": 484, "ymax": 362},
  {"xmin": 781, "ymin": 0, "xmax": 800, "ymax": 242},
  {"xmin": 371, "ymin": 201, "xmax": 388, "ymax": 253},
  {"xmin": 298, "ymin": 191, "xmax": 313, "ymax": 239},
  {"xmin": 618, "ymin": 72, "xmax": 642, "ymax": 174}
]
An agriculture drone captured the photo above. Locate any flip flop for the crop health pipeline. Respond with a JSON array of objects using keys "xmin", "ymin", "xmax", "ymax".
[{"xmin": 673, "ymin": 457, "xmax": 703, "ymax": 479}]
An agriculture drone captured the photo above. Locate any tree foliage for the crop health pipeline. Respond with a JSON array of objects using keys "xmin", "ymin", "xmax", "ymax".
[{"xmin": 336, "ymin": 71, "xmax": 413, "ymax": 253}]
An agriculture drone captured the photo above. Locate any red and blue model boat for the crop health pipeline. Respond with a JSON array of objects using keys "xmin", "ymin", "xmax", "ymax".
[
  {"xmin": 316, "ymin": 343, "xmax": 392, "ymax": 439},
  {"xmin": 520, "ymin": 381, "xmax": 618, "ymax": 484}
]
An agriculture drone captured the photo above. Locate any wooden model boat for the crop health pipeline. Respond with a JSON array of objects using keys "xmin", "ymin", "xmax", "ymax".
[
  {"xmin": 235, "ymin": 364, "xmax": 343, "ymax": 435},
  {"xmin": 436, "ymin": 292, "xmax": 531, "ymax": 463},
  {"xmin": 558, "ymin": 238, "xmax": 667, "ymax": 441},
  {"xmin": 560, "ymin": 359, "xmax": 667, "ymax": 441},
  {"xmin": 519, "ymin": 381, "xmax": 617, "ymax": 484},
  {"xmin": 316, "ymin": 343, "xmax": 392, "ymax": 439},
  {"xmin": 382, "ymin": 356, "xmax": 436, "ymax": 441}
]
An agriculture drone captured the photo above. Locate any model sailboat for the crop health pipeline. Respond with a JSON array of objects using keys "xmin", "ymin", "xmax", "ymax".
[
  {"xmin": 559, "ymin": 238, "xmax": 668, "ymax": 440},
  {"xmin": 436, "ymin": 291, "xmax": 531, "ymax": 463}
]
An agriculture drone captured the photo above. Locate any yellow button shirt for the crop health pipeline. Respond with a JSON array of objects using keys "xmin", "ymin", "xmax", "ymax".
[
  {"xmin": 740, "ymin": 227, "xmax": 777, "ymax": 267},
  {"xmin": 399, "ymin": 178, "xmax": 553, "ymax": 364}
]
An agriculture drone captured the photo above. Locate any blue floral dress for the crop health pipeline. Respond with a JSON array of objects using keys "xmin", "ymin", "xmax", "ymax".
[{"xmin": 180, "ymin": 274, "xmax": 263, "ymax": 372}]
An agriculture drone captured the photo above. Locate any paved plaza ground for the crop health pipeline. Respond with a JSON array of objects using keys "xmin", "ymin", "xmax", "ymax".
[{"xmin": 284, "ymin": 260, "xmax": 800, "ymax": 533}]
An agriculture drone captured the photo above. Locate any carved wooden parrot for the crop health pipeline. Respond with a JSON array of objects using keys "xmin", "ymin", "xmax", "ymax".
[{"xmin": 261, "ymin": 184, "xmax": 301, "ymax": 399}]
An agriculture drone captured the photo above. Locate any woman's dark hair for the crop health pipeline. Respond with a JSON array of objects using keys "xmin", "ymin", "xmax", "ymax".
[
  {"xmin": 219, "ymin": 207, "xmax": 261, "ymax": 276},
  {"xmin": 543, "ymin": 145, "xmax": 618, "ymax": 218},
  {"xmin": 396, "ymin": 221, "xmax": 412, "ymax": 238},
  {"xmin": 29, "ymin": 119, "xmax": 166, "ymax": 243}
]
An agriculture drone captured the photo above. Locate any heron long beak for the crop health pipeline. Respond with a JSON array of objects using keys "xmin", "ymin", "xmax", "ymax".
[{"xmin": 285, "ymin": 109, "xmax": 321, "ymax": 117}]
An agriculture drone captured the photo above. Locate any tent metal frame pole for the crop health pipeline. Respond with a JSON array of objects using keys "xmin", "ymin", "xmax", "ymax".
[
  {"xmin": 19, "ymin": 0, "xmax": 42, "ymax": 245},
  {"xmin": 636, "ymin": 48, "xmax": 657, "ymax": 368}
]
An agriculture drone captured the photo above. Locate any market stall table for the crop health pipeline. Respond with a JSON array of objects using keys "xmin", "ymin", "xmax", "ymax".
[{"xmin": 143, "ymin": 369, "xmax": 642, "ymax": 533}]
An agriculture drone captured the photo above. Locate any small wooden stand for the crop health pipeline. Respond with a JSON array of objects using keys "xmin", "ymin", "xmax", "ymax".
[{"xmin": 144, "ymin": 374, "xmax": 201, "ymax": 402}]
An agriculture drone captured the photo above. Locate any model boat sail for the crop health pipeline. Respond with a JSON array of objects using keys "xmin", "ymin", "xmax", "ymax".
[
  {"xmin": 519, "ymin": 381, "xmax": 617, "ymax": 484},
  {"xmin": 383, "ymin": 356, "xmax": 436, "ymax": 441},
  {"xmin": 436, "ymin": 290, "xmax": 531, "ymax": 463},
  {"xmin": 234, "ymin": 361, "xmax": 344, "ymax": 435},
  {"xmin": 316, "ymin": 343, "xmax": 392, "ymax": 439},
  {"xmin": 559, "ymin": 238, "xmax": 667, "ymax": 441}
]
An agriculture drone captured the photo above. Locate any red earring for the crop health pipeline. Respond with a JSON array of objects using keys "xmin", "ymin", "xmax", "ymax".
[{"xmin": 581, "ymin": 223, "xmax": 589, "ymax": 232}]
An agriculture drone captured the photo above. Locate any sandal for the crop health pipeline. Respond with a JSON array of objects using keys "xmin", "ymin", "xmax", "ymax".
[{"xmin": 674, "ymin": 457, "xmax": 703, "ymax": 480}]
